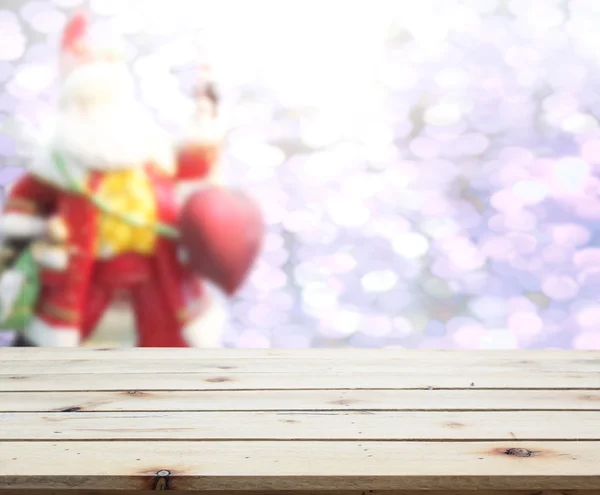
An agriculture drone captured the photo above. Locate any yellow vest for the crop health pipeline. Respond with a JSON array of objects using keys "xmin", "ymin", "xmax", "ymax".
[{"xmin": 94, "ymin": 168, "xmax": 158, "ymax": 258}]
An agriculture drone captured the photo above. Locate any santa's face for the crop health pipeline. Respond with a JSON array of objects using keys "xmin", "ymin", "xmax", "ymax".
[
  {"xmin": 60, "ymin": 60, "xmax": 136, "ymax": 113},
  {"xmin": 55, "ymin": 61, "xmax": 165, "ymax": 172}
]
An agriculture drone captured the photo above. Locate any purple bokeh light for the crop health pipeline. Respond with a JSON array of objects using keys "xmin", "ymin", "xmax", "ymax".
[{"xmin": 1, "ymin": 0, "xmax": 600, "ymax": 349}]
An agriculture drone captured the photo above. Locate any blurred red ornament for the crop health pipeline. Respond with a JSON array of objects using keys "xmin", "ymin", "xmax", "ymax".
[{"xmin": 179, "ymin": 187, "xmax": 263, "ymax": 295}]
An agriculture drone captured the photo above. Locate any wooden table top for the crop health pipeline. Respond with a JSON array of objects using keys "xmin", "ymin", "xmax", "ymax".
[{"xmin": 0, "ymin": 348, "xmax": 599, "ymax": 494}]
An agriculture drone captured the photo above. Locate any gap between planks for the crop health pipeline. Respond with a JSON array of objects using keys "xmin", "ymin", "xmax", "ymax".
[
  {"xmin": 0, "ymin": 411, "xmax": 599, "ymax": 441},
  {"xmin": 1, "ymin": 389, "xmax": 599, "ymax": 412},
  {"xmin": 1, "ymin": 372, "xmax": 599, "ymax": 391},
  {"xmin": 2, "ymin": 357, "xmax": 600, "ymax": 374}
]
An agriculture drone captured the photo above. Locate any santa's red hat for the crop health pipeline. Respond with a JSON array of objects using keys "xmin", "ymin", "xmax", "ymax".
[{"xmin": 60, "ymin": 11, "xmax": 125, "ymax": 78}]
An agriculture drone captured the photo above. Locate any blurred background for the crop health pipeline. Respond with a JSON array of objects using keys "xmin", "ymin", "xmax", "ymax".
[{"xmin": 0, "ymin": 0, "xmax": 600, "ymax": 349}]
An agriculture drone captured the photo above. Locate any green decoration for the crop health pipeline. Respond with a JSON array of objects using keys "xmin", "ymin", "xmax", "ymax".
[{"xmin": 0, "ymin": 248, "xmax": 40, "ymax": 331}]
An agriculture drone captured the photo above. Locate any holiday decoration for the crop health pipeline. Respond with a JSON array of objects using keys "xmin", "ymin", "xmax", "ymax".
[
  {"xmin": 179, "ymin": 188, "xmax": 263, "ymax": 296},
  {"xmin": 0, "ymin": 12, "xmax": 263, "ymax": 347}
]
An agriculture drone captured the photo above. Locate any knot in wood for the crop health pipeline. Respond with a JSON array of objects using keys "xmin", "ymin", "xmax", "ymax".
[{"xmin": 505, "ymin": 448, "xmax": 532, "ymax": 457}]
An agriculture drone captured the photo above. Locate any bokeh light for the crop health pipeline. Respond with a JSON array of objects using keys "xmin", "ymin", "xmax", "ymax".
[{"xmin": 1, "ymin": 0, "xmax": 599, "ymax": 349}]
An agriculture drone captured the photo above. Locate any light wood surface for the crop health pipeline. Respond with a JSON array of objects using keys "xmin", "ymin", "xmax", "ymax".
[
  {"xmin": 1, "ymin": 389, "xmax": 598, "ymax": 412},
  {"xmin": 3, "ymin": 356, "xmax": 600, "ymax": 373},
  {"xmin": 0, "ymin": 371, "xmax": 597, "ymax": 391},
  {"xmin": 0, "ymin": 349, "xmax": 599, "ymax": 493},
  {"xmin": 2, "ymin": 441, "xmax": 600, "ymax": 490},
  {"xmin": 1, "ymin": 410, "xmax": 600, "ymax": 441},
  {"xmin": 3, "ymin": 347, "xmax": 600, "ymax": 362}
]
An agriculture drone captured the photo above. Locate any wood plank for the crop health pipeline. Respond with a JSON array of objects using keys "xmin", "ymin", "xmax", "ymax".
[
  {"xmin": 1, "ymin": 411, "xmax": 598, "ymax": 441},
  {"xmin": 1, "ymin": 441, "xmax": 599, "ymax": 491},
  {"xmin": 2, "ymin": 389, "xmax": 599, "ymax": 413},
  {"xmin": 1, "ymin": 371, "xmax": 597, "ymax": 391},
  {"xmin": 3, "ymin": 357, "xmax": 600, "ymax": 375},
  {"xmin": 2, "ymin": 348, "xmax": 599, "ymax": 362}
]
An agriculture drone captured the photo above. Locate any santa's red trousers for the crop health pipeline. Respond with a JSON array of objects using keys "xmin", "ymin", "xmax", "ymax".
[{"xmin": 49, "ymin": 254, "xmax": 193, "ymax": 347}]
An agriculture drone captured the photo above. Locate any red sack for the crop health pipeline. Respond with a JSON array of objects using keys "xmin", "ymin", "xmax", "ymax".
[{"xmin": 178, "ymin": 187, "xmax": 263, "ymax": 295}]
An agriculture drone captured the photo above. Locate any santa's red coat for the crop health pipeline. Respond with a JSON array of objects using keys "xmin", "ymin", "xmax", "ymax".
[{"xmin": 4, "ymin": 145, "xmax": 220, "ymax": 347}]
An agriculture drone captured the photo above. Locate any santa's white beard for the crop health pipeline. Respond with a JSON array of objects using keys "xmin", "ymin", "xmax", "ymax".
[{"xmin": 54, "ymin": 102, "xmax": 167, "ymax": 172}]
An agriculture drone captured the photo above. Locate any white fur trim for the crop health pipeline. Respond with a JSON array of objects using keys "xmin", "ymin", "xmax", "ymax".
[
  {"xmin": 182, "ymin": 300, "xmax": 227, "ymax": 348},
  {"xmin": 0, "ymin": 269, "xmax": 26, "ymax": 322},
  {"xmin": 31, "ymin": 244, "xmax": 69, "ymax": 271},
  {"xmin": 28, "ymin": 152, "xmax": 88, "ymax": 191},
  {"xmin": 24, "ymin": 317, "xmax": 80, "ymax": 347},
  {"xmin": 0, "ymin": 213, "xmax": 46, "ymax": 238}
]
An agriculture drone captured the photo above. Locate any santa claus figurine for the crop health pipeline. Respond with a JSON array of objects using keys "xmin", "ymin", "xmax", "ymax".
[{"xmin": 0, "ymin": 13, "xmax": 263, "ymax": 347}]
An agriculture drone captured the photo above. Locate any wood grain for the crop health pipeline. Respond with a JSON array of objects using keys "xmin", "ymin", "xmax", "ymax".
[
  {"xmin": 1, "ymin": 371, "xmax": 598, "ymax": 391},
  {"xmin": 1, "ymin": 411, "xmax": 598, "ymax": 441},
  {"xmin": 2, "ymin": 389, "xmax": 599, "ymax": 412},
  {"xmin": 2, "ymin": 355, "xmax": 600, "ymax": 374},
  {"xmin": 2, "ymin": 441, "xmax": 599, "ymax": 491},
  {"xmin": 2, "ymin": 348, "xmax": 599, "ymax": 362},
  {"xmin": 1, "ymin": 349, "xmax": 599, "ymax": 493}
]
